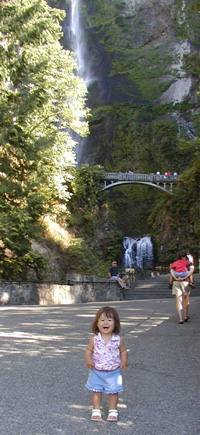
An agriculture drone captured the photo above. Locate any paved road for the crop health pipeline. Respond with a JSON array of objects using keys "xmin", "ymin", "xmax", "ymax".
[{"xmin": 0, "ymin": 297, "xmax": 199, "ymax": 435}]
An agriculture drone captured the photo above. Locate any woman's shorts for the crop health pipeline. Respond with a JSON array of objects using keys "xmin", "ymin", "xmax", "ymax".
[
  {"xmin": 172, "ymin": 281, "xmax": 190, "ymax": 296},
  {"xmin": 85, "ymin": 367, "xmax": 123, "ymax": 394}
]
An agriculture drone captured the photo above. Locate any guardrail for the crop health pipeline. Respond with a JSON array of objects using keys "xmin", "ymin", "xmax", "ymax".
[{"xmin": 105, "ymin": 172, "xmax": 178, "ymax": 182}]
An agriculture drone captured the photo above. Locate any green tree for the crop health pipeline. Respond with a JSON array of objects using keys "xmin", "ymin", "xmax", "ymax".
[
  {"xmin": 67, "ymin": 164, "xmax": 105, "ymax": 237},
  {"xmin": 63, "ymin": 164, "xmax": 123, "ymax": 277},
  {"xmin": 149, "ymin": 137, "xmax": 200, "ymax": 265},
  {"xmin": 0, "ymin": 0, "xmax": 89, "ymax": 279}
]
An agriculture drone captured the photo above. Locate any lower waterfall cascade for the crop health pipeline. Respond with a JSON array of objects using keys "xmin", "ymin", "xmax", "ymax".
[{"xmin": 123, "ymin": 236, "xmax": 153, "ymax": 270}]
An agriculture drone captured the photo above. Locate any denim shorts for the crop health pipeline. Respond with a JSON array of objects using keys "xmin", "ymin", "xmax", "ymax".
[
  {"xmin": 173, "ymin": 271, "xmax": 188, "ymax": 278},
  {"xmin": 85, "ymin": 367, "xmax": 123, "ymax": 394}
]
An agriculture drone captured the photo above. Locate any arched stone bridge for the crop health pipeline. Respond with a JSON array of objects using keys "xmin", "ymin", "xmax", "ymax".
[{"xmin": 103, "ymin": 172, "xmax": 178, "ymax": 195}]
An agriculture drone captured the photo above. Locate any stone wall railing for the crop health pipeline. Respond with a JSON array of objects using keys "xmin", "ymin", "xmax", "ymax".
[{"xmin": 0, "ymin": 275, "xmax": 123, "ymax": 306}]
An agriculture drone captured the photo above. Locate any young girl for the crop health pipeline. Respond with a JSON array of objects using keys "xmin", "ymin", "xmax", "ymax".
[{"xmin": 85, "ymin": 306, "xmax": 128, "ymax": 422}]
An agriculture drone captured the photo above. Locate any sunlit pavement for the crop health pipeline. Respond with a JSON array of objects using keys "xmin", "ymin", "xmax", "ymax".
[{"xmin": 0, "ymin": 297, "xmax": 199, "ymax": 435}]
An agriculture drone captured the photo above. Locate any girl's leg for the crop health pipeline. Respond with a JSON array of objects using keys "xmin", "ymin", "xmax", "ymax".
[
  {"xmin": 169, "ymin": 271, "xmax": 174, "ymax": 284},
  {"xmin": 91, "ymin": 392, "xmax": 102, "ymax": 421},
  {"xmin": 107, "ymin": 393, "xmax": 119, "ymax": 421},
  {"xmin": 92, "ymin": 392, "xmax": 102, "ymax": 409},
  {"xmin": 108, "ymin": 393, "xmax": 118, "ymax": 410}
]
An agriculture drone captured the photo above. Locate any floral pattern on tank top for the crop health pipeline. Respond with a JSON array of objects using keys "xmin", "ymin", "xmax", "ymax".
[{"xmin": 93, "ymin": 332, "xmax": 121, "ymax": 371}]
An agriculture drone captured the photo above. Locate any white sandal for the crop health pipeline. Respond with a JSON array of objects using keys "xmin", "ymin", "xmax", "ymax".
[
  {"xmin": 91, "ymin": 408, "xmax": 102, "ymax": 421},
  {"xmin": 107, "ymin": 409, "xmax": 118, "ymax": 421}
]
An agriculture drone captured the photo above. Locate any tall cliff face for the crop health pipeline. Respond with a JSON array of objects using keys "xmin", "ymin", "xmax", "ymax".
[
  {"xmin": 55, "ymin": 0, "xmax": 200, "ymax": 239},
  {"xmin": 67, "ymin": 0, "xmax": 198, "ymax": 167}
]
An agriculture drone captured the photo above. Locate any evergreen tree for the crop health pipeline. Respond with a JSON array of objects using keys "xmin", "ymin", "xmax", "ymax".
[{"xmin": 0, "ymin": 0, "xmax": 89, "ymax": 279}]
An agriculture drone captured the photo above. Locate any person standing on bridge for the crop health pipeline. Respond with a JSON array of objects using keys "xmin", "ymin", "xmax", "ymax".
[{"xmin": 108, "ymin": 261, "xmax": 129, "ymax": 289}]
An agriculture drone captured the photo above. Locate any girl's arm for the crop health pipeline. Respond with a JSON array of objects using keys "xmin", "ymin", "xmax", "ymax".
[
  {"xmin": 85, "ymin": 336, "xmax": 95, "ymax": 369},
  {"xmin": 119, "ymin": 337, "xmax": 128, "ymax": 371}
]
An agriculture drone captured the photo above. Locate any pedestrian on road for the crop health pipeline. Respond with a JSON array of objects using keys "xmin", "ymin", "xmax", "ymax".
[
  {"xmin": 108, "ymin": 261, "xmax": 128, "ymax": 289},
  {"xmin": 85, "ymin": 306, "xmax": 128, "ymax": 422},
  {"xmin": 168, "ymin": 251, "xmax": 192, "ymax": 289},
  {"xmin": 171, "ymin": 265, "xmax": 194, "ymax": 324}
]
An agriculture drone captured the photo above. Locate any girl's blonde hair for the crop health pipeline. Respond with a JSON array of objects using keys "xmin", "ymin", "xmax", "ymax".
[{"xmin": 91, "ymin": 306, "xmax": 121, "ymax": 335}]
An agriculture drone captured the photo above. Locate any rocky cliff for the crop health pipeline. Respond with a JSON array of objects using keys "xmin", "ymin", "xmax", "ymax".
[
  {"xmin": 56, "ymin": 0, "xmax": 199, "ymax": 166},
  {"xmin": 53, "ymin": 0, "xmax": 200, "ymax": 253}
]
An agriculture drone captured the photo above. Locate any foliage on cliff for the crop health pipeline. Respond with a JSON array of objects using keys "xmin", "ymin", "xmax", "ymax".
[
  {"xmin": 0, "ymin": 0, "xmax": 89, "ymax": 279},
  {"xmin": 61, "ymin": 164, "xmax": 123, "ymax": 277},
  {"xmin": 149, "ymin": 125, "xmax": 200, "ymax": 265}
]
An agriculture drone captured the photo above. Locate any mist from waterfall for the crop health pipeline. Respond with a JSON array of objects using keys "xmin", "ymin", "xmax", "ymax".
[{"xmin": 123, "ymin": 237, "xmax": 153, "ymax": 270}]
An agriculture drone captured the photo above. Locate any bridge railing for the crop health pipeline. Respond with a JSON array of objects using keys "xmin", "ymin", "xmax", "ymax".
[{"xmin": 105, "ymin": 172, "xmax": 178, "ymax": 183}]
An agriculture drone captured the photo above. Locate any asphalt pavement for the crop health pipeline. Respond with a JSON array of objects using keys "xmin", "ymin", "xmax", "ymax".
[{"xmin": 0, "ymin": 297, "xmax": 199, "ymax": 435}]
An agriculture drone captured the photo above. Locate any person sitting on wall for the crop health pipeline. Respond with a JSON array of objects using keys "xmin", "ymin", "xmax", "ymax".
[{"xmin": 108, "ymin": 261, "xmax": 129, "ymax": 289}]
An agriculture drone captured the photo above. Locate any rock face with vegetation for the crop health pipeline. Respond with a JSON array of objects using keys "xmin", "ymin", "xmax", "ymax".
[
  {"xmin": 61, "ymin": 0, "xmax": 200, "ymax": 266},
  {"xmin": 75, "ymin": 0, "xmax": 198, "ymax": 161}
]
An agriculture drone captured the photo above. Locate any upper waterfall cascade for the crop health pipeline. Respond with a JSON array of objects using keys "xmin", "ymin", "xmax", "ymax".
[
  {"xmin": 123, "ymin": 237, "xmax": 153, "ymax": 270},
  {"xmin": 71, "ymin": 0, "xmax": 92, "ymax": 86},
  {"xmin": 69, "ymin": 0, "xmax": 94, "ymax": 164}
]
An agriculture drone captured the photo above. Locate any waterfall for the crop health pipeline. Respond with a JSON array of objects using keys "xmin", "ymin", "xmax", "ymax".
[
  {"xmin": 123, "ymin": 237, "xmax": 153, "ymax": 270},
  {"xmin": 67, "ymin": 0, "xmax": 94, "ymax": 164},
  {"xmin": 71, "ymin": 0, "xmax": 93, "ymax": 86}
]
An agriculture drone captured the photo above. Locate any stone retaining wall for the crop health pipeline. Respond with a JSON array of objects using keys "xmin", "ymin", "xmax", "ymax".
[{"xmin": 0, "ymin": 275, "xmax": 123, "ymax": 306}]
